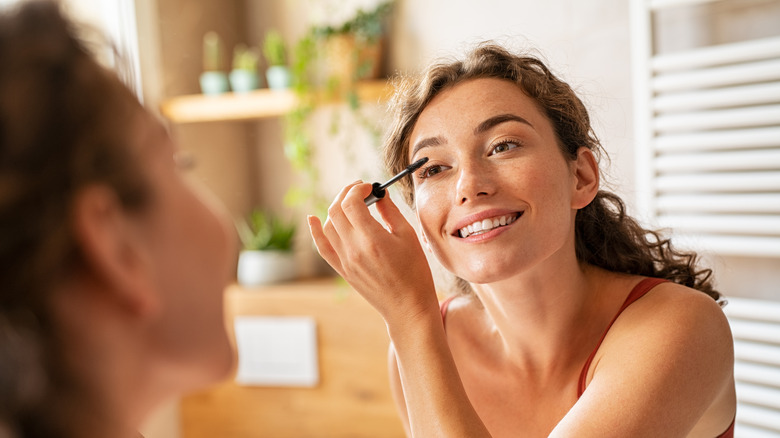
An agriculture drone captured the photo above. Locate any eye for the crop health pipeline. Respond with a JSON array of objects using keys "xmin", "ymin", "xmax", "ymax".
[
  {"xmin": 489, "ymin": 140, "xmax": 521, "ymax": 156},
  {"xmin": 417, "ymin": 164, "xmax": 446, "ymax": 179}
]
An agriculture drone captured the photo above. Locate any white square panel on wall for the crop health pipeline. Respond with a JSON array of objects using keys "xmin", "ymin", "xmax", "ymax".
[{"xmin": 234, "ymin": 316, "xmax": 319, "ymax": 387}]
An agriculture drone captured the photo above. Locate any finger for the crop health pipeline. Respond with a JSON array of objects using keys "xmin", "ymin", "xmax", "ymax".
[
  {"xmin": 321, "ymin": 213, "xmax": 346, "ymax": 259},
  {"xmin": 327, "ymin": 180, "xmax": 363, "ymax": 238},
  {"xmin": 341, "ymin": 183, "xmax": 388, "ymax": 233},
  {"xmin": 307, "ymin": 215, "xmax": 344, "ymax": 275}
]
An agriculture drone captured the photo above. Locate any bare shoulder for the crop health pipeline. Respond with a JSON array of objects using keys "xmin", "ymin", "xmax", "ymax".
[
  {"xmin": 598, "ymin": 280, "xmax": 733, "ymax": 366},
  {"xmin": 617, "ymin": 281, "xmax": 731, "ymax": 340},
  {"xmin": 580, "ymin": 280, "xmax": 735, "ymax": 435}
]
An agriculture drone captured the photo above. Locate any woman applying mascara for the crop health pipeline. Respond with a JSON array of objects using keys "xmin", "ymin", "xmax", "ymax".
[{"xmin": 309, "ymin": 43, "xmax": 736, "ymax": 437}]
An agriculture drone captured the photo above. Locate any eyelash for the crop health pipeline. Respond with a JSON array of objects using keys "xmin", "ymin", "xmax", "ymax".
[
  {"xmin": 417, "ymin": 163, "xmax": 443, "ymax": 179},
  {"xmin": 415, "ymin": 139, "xmax": 522, "ymax": 179},
  {"xmin": 489, "ymin": 138, "xmax": 522, "ymax": 155}
]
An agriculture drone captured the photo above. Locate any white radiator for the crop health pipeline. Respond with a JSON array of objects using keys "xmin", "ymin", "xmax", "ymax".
[
  {"xmin": 724, "ymin": 297, "xmax": 780, "ymax": 437},
  {"xmin": 630, "ymin": 0, "xmax": 780, "ymax": 257}
]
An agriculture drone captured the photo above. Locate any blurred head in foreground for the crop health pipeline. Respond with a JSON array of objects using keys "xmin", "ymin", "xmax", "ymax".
[{"xmin": 0, "ymin": 1, "xmax": 236, "ymax": 436}]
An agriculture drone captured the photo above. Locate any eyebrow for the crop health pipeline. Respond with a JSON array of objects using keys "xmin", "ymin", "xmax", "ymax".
[
  {"xmin": 474, "ymin": 113, "xmax": 534, "ymax": 135},
  {"xmin": 410, "ymin": 135, "xmax": 445, "ymax": 159},
  {"xmin": 410, "ymin": 113, "xmax": 534, "ymax": 159}
]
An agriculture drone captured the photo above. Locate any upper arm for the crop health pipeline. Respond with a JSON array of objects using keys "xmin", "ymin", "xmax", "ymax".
[
  {"xmin": 388, "ymin": 342, "xmax": 412, "ymax": 437},
  {"xmin": 553, "ymin": 286, "xmax": 734, "ymax": 437}
]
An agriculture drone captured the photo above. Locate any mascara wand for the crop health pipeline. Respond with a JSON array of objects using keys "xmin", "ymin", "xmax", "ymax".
[{"xmin": 364, "ymin": 157, "xmax": 429, "ymax": 206}]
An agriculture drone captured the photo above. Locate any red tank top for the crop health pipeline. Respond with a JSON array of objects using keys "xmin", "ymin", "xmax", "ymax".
[{"xmin": 439, "ymin": 278, "xmax": 735, "ymax": 437}]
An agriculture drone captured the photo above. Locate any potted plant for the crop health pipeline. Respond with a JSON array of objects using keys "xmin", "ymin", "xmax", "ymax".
[
  {"xmin": 314, "ymin": 1, "xmax": 394, "ymax": 89},
  {"xmin": 262, "ymin": 29, "xmax": 291, "ymax": 90},
  {"xmin": 199, "ymin": 31, "xmax": 229, "ymax": 95},
  {"xmin": 230, "ymin": 43, "xmax": 261, "ymax": 93},
  {"xmin": 236, "ymin": 209, "xmax": 297, "ymax": 287}
]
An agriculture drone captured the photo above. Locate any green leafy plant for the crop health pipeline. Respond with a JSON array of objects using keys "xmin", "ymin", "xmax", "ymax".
[
  {"xmin": 313, "ymin": 1, "xmax": 393, "ymax": 43},
  {"xmin": 232, "ymin": 44, "xmax": 259, "ymax": 72},
  {"xmin": 262, "ymin": 30, "xmax": 288, "ymax": 67},
  {"xmin": 236, "ymin": 209, "xmax": 296, "ymax": 252},
  {"xmin": 203, "ymin": 31, "xmax": 223, "ymax": 71}
]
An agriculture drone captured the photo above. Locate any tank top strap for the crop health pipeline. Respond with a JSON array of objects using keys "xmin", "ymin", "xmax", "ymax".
[
  {"xmin": 440, "ymin": 295, "xmax": 458, "ymax": 329},
  {"xmin": 577, "ymin": 277, "xmax": 669, "ymax": 397},
  {"xmin": 716, "ymin": 417, "xmax": 735, "ymax": 438}
]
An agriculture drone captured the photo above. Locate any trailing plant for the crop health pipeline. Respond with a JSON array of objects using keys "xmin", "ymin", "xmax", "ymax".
[
  {"xmin": 283, "ymin": 31, "xmax": 326, "ymax": 216},
  {"xmin": 236, "ymin": 209, "xmax": 296, "ymax": 252},
  {"xmin": 282, "ymin": 1, "xmax": 394, "ymax": 218}
]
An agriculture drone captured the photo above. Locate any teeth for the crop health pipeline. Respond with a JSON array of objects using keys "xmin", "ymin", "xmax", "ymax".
[{"xmin": 458, "ymin": 214, "xmax": 519, "ymax": 238}]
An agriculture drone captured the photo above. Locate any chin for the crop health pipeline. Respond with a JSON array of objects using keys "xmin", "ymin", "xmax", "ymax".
[
  {"xmin": 451, "ymin": 268, "xmax": 510, "ymax": 286},
  {"xmin": 188, "ymin": 332, "xmax": 235, "ymax": 390},
  {"xmin": 448, "ymin": 257, "xmax": 521, "ymax": 285},
  {"xmin": 209, "ymin": 333, "xmax": 237, "ymax": 382}
]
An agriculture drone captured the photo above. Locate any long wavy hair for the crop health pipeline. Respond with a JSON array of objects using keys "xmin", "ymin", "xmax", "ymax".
[
  {"xmin": 382, "ymin": 43, "xmax": 719, "ymax": 302},
  {"xmin": 0, "ymin": 1, "xmax": 149, "ymax": 436}
]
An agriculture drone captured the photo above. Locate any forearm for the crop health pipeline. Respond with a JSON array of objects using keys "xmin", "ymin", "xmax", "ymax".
[{"xmin": 388, "ymin": 310, "xmax": 492, "ymax": 438}]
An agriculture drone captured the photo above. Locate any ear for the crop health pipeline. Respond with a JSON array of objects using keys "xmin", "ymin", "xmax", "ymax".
[
  {"xmin": 571, "ymin": 147, "xmax": 599, "ymax": 209},
  {"xmin": 71, "ymin": 185, "xmax": 159, "ymax": 317}
]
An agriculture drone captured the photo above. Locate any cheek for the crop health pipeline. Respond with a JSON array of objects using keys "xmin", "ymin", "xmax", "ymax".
[
  {"xmin": 512, "ymin": 157, "xmax": 572, "ymax": 199},
  {"xmin": 414, "ymin": 187, "xmax": 456, "ymax": 270},
  {"xmin": 414, "ymin": 183, "xmax": 447, "ymax": 237}
]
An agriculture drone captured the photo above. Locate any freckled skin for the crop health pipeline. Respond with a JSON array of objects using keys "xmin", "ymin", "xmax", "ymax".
[{"xmin": 409, "ymin": 78, "xmax": 582, "ymax": 284}]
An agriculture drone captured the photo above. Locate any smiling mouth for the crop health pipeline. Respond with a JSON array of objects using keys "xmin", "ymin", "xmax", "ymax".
[{"xmin": 457, "ymin": 213, "xmax": 523, "ymax": 238}]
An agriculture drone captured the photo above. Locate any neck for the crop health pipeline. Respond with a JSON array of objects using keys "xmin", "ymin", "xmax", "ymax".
[
  {"xmin": 470, "ymin": 257, "xmax": 610, "ymax": 376},
  {"xmin": 52, "ymin": 280, "xmax": 173, "ymax": 438}
]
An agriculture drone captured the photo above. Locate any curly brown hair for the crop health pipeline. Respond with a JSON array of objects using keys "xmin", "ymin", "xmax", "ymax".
[
  {"xmin": 382, "ymin": 43, "xmax": 719, "ymax": 301},
  {"xmin": 0, "ymin": 1, "xmax": 150, "ymax": 435}
]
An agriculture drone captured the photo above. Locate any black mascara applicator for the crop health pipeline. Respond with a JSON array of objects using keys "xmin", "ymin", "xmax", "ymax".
[{"xmin": 364, "ymin": 157, "xmax": 429, "ymax": 206}]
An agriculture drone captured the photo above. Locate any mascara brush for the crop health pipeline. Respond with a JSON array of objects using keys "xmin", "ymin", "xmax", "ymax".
[{"xmin": 364, "ymin": 157, "xmax": 429, "ymax": 206}]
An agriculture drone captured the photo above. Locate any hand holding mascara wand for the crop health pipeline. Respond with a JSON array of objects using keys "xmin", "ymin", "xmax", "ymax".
[{"xmin": 364, "ymin": 157, "xmax": 429, "ymax": 206}]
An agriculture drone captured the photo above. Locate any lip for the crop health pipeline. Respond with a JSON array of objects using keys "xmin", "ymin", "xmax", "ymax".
[{"xmin": 450, "ymin": 208, "xmax": 524, "ymax": 237}]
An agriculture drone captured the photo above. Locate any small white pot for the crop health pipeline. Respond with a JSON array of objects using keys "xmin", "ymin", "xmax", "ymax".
[{"xmin": 237, "ymin": 250, "xmax": 297, "ymax": 287}]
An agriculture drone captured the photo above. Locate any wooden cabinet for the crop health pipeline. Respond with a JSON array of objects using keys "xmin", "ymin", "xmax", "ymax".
[{"xmin": 180, "ymin": 278, "xmax": 405, "ymax": 438}]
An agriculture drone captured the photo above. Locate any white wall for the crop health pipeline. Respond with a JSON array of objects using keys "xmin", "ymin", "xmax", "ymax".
[{"xmin": 390, "ymin": 0, "xmax": 636, "ymax": 202}]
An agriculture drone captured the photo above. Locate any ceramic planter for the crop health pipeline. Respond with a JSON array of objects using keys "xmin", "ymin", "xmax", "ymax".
[
  {"xmin": 323, "ymin": 34, "xmax": 384, "ymax": 88},
  {"xmin": 265, "ymin": 65, "xmax": 291, "ymax": 90},
  {"xmin": 229, "ymin": 69, "xmax": 260, "ymax": 93},
  {"xmin": 199, "ymin": 71, "xmax": 229, "ymax": 95},
  {"xmin": 237, "ymin": 250, "xmax": 297, "ymax": 287}
]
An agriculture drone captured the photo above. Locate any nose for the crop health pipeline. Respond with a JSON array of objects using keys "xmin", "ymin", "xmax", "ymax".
[{"xmin": 455, "ymin": 161, "xmax": 494, "ymax": 205}]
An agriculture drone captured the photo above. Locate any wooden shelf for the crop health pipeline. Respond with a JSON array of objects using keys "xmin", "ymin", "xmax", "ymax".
[{"xmin": 159, "ymin": 79, "xmax": 394, "ymax": 124}]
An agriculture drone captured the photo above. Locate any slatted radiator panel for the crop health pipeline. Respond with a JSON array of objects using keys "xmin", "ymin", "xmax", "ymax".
[
  {"xmin": 631, "ymin": 0, "xmax": 780, "ymax": 257},
  {"xmin": 724, "ymin": 298, "xmax": 780, "ymax": 437}
]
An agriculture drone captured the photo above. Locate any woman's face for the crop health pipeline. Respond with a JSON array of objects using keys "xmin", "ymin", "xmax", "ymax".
[
  {"xmin": 132, "ymin": 113, "xmax": 236, "ymax": 385},
  {"xmin": 408, "ymin": 78, "xmax": 585, "ymax": 284}
]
